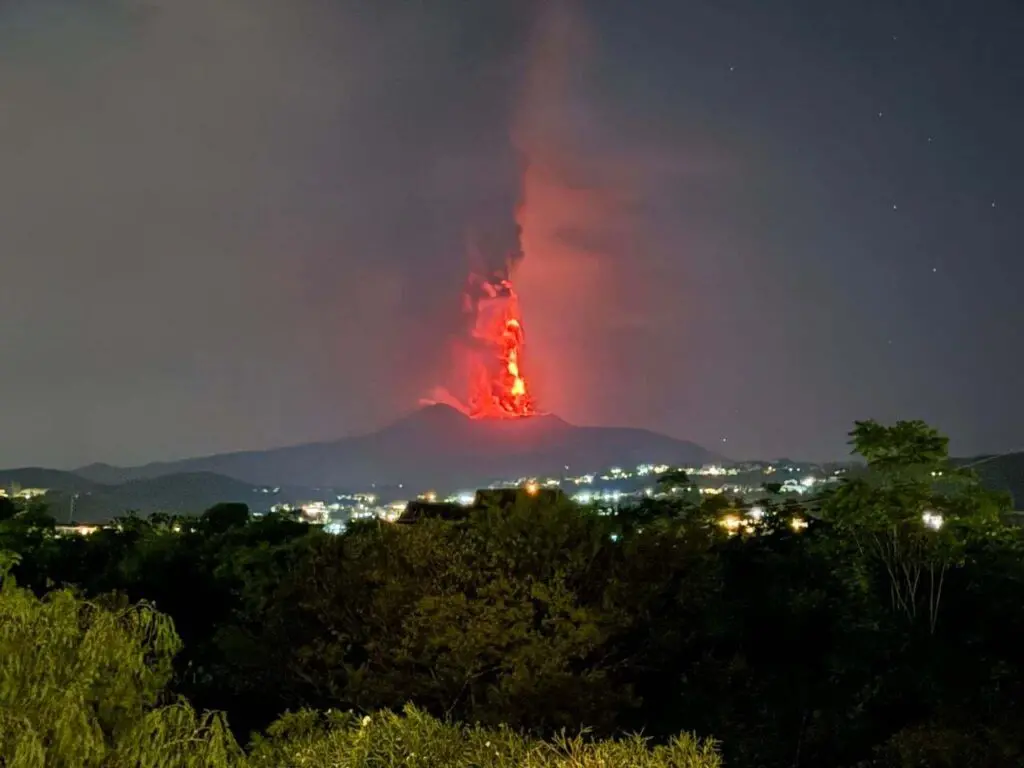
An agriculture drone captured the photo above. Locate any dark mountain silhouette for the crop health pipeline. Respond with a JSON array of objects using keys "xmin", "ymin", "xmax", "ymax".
[
  {"xmin": 957, "ymin": 453, "xmax": 1024, "ymax": 509},
  {"xmin": 43, "ymin": 472, "xmax": 328, "ymax": 524},
  {"xmin": 73, "ymin": 405, "xmax": 723, "ymax": 493},
  {"xmin": 0, "ymin": 467, "xmax": 102, "ymax": 493},
  {"xmin": 73, "ymin": 462, "xmax": 137, "ymax": 486},
  {"xmin": 6, "ymin": 415, "xmax": 1020, "ymax": 520}
]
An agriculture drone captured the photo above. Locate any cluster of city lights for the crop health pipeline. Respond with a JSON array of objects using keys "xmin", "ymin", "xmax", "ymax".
[
  {"xmin": 0, "ymin": 487, "xmax": 47, "ymax": 500},
  {"xmin": 8, "ymin": 456, "xmax": 854, "ymax": 539},
  {"xmin": 717, "ymin": 508, "xmax": 809, "ymax": 536}
]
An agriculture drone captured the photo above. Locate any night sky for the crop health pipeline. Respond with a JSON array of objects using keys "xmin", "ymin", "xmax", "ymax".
[{"xmin": 1, "ymin": 0, "xmax": 1021, "ymax": 468}]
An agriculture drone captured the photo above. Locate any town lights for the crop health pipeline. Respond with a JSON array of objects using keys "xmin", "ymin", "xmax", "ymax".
[{"xmin": 719, "ymin": 514, "xmax": 742, "ymax": 532}]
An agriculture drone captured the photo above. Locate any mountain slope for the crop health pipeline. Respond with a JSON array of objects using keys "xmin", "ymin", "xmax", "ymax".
[
  {"xmin": 73, "ymin": 463, "xmax": 140, "ymax": 486},
  {"xmin": 42, "ymin": 472, "xmax": 329, "ymax": 523},
  {"xmin": 959, "ymin": 453, "xmax": 1024, "ymax": 509},
  {"xmin": 0, "ymin": 467, "xmax": 102, "ymax": 493},
  {"xmin": 72, "ymin": 405, "xmax": 721, "ymax": 493}
]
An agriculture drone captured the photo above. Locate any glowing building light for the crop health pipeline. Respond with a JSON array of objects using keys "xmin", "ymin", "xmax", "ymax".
[
  {"xmin": 922, "ymin": 511, "xmax": 944, "ymax": 530},
  {"xmin": 719, "ymin": 514, "xmax": 743, "ymax": 534},
  {"xmin": 699, "ymin": 465, "xmax": 727, "ymax": 476}
]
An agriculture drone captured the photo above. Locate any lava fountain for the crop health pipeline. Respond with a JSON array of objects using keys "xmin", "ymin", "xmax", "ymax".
[{"xmin": 465, "ymin": 274, "xmax": 538, "ymax": 419}]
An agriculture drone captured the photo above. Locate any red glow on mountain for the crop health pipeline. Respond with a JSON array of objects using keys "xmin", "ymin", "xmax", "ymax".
[{"xmin": 466, "ymin": 276, "xmax": 538, "ymax": 419}]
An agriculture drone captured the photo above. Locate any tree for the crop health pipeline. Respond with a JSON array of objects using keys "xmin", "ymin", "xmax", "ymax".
[
  {"xmin": 0, "ymin": 554, "xmax": 242, "ymax": 766},
  {"xmin": 215, "ymin": 497, "xmax": 639, "ymax": 734},
  {"xmin": 0, "ymin": 497, "xmax": 17, "ymax": 522},
  {"xmin": 850, "ymin": 419, "xmax": 948, "ymax": 472},
  {"xmin": 656, "ymin": 468, "xmax": 692, "ymax": 494},
  {"xmin": 202, "ymin": 503, "xmax": 250, "ymax": 534},
  {"xmin": 822, "ymin": 419, "xmax": 1009, "ymax": 632}
]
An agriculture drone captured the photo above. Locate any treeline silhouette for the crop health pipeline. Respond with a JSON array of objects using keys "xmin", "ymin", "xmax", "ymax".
[{"xmin": 1, "ymin": 419, "xmax": 1022, "ymax": 767}]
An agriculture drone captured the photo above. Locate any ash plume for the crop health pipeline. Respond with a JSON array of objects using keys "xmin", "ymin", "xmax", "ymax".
[
  {"xmin": 431, "ymin": 0, "xmax": 607, "ymax": 418},
  {"xmin": 465, "ymin": 148, "xmax": 528, "ymax": 281}
]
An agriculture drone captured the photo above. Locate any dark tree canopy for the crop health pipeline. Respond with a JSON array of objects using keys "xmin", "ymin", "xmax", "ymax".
[{"xmin": 1, "ymin": 419, "xmax": 1022, "ymax": 767}]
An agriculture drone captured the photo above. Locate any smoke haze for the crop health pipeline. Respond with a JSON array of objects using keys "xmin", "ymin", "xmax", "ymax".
[
  {"xmin": 3, "ymin": 0, "xmax": 1020, "ymax": 466},
  {"xmin": 0, "ymin": 0, "xmax": 533, "ymax": 465},
  {"xmin": 511, "ymin": 1, "xmax": 695, "ymax": 426}
]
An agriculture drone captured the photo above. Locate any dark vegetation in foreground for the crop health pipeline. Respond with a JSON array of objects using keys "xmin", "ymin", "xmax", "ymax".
[{"xmin": 1, "ymin": 420, "xmax": 1022, "ymax": 766}]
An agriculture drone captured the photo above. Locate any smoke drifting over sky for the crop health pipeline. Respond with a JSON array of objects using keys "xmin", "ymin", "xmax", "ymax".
[{"xmin": 1, "ymin": 0, "xmax": 1022, "ymax": 467}]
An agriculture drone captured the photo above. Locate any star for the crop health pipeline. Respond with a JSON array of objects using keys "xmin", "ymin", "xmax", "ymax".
[
  {"xmin": 927, "ymin": 136, "xmax": 933, "ymax": 143},
  {"xmin": 991, "ymin": 201, "xmax": 997, "ymax": 208},
  {"xmin": 932, "ymin": 267, "xmax": 937, "ymax": 273},
  {"xmin": 892, "ymin": 203, "xmax": 898, "ymax": 210},
  {"xmin": 878, "ymin": 111, "xmax": 884, "ymax": 118}
]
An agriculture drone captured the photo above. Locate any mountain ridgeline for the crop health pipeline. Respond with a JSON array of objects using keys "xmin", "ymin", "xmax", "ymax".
[
  {"xmin": 3, "ymin": 407, "xmax": 1021, "ymax": 521},
  {"xmin": 71, "ymin": 405, "xmax": 722, "ymax": 491}
]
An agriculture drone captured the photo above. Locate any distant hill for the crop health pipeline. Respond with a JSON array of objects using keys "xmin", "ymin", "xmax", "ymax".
[
  {"xmin": 71, "ymin": 405, "xmax": 722, "ymax": 494},
  {"xmin": 959, "ymin": 453, "xmax": 1024, "ymax": 509},
  {"xmin": 6, "ymin": 417, "xmax": 1020, "ymax": 520},
  {"xmin": 0, "ymin": 467, "xmax": 101, "ymax": 493},
  {"xmin": 42, "ymin": 472, "xmax": 327, "ymax": 523},
  {"xmin": 73, "ymin": 462, "xmax": 140, "ymax": 486}
]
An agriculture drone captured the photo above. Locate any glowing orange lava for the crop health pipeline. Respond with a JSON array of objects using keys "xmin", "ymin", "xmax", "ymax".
[{"xmin": 468, "ymin": 277, "xmax": 537, "ymax": 419}]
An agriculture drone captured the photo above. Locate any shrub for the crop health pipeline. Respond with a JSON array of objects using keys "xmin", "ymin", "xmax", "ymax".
[
  {"xmin": 249, "ymin": 704, "xmax": 722, "ymax": 767},
  {"xmin": 0, "ymin": 558, "xmax": 242, "ymax": 767}
]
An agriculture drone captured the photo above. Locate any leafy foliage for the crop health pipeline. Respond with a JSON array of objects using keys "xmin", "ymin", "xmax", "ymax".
[
  {"xmin": 250, "ymin": 705, "xmax": 721, "ymax": 767},
  {"xmin": 0, "ymin": 496, "xmax": 17, "ymax": 522},
  {"xmin": 2, "ymin": 420, "xmax": 1024, "ymax": 767},
  {"xmin": 850, "ymin": 419, "xmax": 949, "ymax": 471},
  {"xmin": 823, "ymin": 419, "xmax": 1010, "ymax": 632},
  {"xmin": 0, "ymin": 560, "xmax": 242, "ymax": 767},
  {"xmin": 0, "ymin": 552, "xmax": 721, "ymax": 767}
]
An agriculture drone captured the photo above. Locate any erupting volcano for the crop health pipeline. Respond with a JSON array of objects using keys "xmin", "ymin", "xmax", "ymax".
[{"xmin": 466, "ymin": 274, "xmax": 538, "ymax": 419}]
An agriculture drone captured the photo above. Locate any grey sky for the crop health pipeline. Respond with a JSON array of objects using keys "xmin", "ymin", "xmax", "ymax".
[{"xmin": 1, "ymin": 0, "xmax": 1021, "ymax": 467}]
